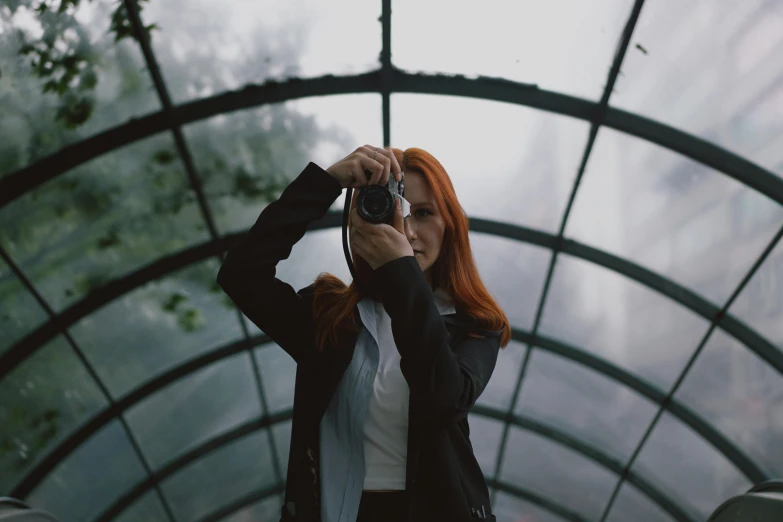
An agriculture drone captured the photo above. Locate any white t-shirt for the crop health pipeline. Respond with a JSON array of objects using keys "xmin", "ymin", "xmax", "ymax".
[{"xmin": 362, "ymin": 289, "xmax": 455, "ymax": 490}]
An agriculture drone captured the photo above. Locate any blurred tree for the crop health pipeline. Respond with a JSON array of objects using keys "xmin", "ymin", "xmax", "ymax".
[{"xmin": 0, "ymin": 0, "xmax": 353, "ymax": 497}]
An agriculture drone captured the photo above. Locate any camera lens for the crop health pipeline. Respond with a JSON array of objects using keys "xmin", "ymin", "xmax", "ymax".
[{"xmin": 357, "ymin": 185, "xmax": 393, "ymax": 223}]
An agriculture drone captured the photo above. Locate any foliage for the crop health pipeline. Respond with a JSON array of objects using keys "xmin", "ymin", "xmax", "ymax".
[
  {"xmin": 10, "ymin": 0, "xmax": 155, "ymax": 128},
  {"xmin": 0, "ymin": 0, "xmax": 352, "ymax": 495}
]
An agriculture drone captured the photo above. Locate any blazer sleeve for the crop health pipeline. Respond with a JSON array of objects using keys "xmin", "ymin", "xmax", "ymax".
[
  {"xmin": 373, "ymin": 255, "xmax": 500, "ymax": 428},
  {"xmin": 216, "ymin": 162, "xmax": 343, "ymax": 363}
]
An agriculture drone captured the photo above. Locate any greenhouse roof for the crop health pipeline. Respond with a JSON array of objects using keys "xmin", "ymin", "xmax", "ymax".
[{"xmin": 1, "ymin": 1, "xmax": 782, "ymax": 521}]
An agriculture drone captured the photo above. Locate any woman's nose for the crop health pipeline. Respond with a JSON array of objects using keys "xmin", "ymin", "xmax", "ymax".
[{"xmin": 404, "ymin": 218, "xmax": 416, "ymax": 240}]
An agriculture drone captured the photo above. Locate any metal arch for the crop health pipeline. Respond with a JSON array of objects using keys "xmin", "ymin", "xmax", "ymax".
[
  {"xmin": 4, "ymin": 213, "xmax": 781, "ymax": 383},
  {"xmin": 1, "ymin": 217, "xmax": 772, "ymax": 493},
  {"xmin": 83, "ymin": 410, "xmax": 681, "ymax": 522},
  {"xmin": 85, "ymin": 404, "xmax": 695, "ymax": 522},
  {"xmin": 11, "ymin": 326, "xmax": 750, "ymax": 522},
  {"xmin": 2, "ymin": 72, "xmax": 783, "ymax": 209}
]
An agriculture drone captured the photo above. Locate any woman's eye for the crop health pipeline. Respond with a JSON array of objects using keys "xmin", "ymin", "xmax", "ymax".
[{"xmin": 415, "ymin": 209, "xmax": 431, "ymax": 217}]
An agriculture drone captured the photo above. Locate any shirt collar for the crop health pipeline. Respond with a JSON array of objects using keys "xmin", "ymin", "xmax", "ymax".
[{"xmin": 357, "ymin": 287, "xmax": 456, "ymax": 345}]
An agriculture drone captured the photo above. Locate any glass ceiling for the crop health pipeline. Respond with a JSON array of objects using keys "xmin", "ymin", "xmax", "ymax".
[{"xmin": 1, "ymin": 1, "xmax": 782, "ymax": 522}]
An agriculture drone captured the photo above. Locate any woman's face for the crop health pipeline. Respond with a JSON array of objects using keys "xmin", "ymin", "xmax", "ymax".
[{"xmin": 402, "ymin": 171, "xmax": 446, "ymax": 285}]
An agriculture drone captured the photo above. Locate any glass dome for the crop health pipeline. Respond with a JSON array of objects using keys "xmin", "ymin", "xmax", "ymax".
[{"xmin": 1, "ymin": 1, "xmax": 782, "ymax": 521}]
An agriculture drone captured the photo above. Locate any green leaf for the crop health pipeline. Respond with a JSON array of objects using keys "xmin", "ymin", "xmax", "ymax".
[{"xmin": 162, "ymin": 292, "xmax": 187, "ymax": 312}]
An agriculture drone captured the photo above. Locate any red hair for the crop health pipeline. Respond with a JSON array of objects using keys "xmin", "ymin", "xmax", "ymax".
[{"xmin": 311, "ymin": 147, "xmax": 511, "ymax": 352}]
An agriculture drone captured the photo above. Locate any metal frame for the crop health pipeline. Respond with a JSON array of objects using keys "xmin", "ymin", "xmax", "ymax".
[
  {"xmin": 4, "ymin": 214, "xmax": 781, "ymax": 383},
  {"xmin": 1, "ymin": 0, "xmax": 782, "ymax": 521},
  {"xmin": 10, "ymin": 322, "xmax": 751, "ymax": 522}
]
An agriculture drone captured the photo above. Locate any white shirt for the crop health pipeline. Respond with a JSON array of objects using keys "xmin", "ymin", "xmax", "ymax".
[{"xmin": 362, "ymin": 288, "xmax": 456, "ymax": 490}]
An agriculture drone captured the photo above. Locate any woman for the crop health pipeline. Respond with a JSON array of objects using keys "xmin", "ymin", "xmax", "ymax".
[{"xmin": 217, "ymin": 145, "xmax": 511, "ymax": 522}]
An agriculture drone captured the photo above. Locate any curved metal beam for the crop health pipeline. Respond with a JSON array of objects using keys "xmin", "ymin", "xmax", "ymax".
[
  {"xmin": 2, "ymin": 71, "xmax": 782, "ymax": 209},
  {"xmin": 4, "ymin": 214, "xmax": 781, "ymax": 384},
  {"xmin": 12, "ymin": 326, "xmax": 756, "ymax": 519},
  {"xmin": 84, "ymin": 405, "xmax": 693, "ymax": 522}
]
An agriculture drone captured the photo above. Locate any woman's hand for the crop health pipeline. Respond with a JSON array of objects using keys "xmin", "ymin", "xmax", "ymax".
[
  {"xmin": 326, "ymin": 145, "xmax": 402, "ymax": 189},
  {"xmin": 350, "ymin": 198, "xmax": 414, "ymax": 270}
]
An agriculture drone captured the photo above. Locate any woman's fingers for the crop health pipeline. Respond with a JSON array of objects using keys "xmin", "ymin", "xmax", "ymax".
[{"xmin": 362, "ymin": 145, "xmax": 398, "ymax": 185}]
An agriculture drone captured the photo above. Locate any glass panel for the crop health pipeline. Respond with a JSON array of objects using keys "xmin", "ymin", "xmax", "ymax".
[
  {"xmin": 240, "ymin": 228, "xmax": 353, "ymax": 338},
  {"xmin": 0, "ymin": 0, "xmax": 159, "ymax": 178},
  {"xmin": 160, "ymin": 431, "xmax": 276, "ymax": 522},
  {"xmin": 392, "ymin": 0, "xmax": 633, "ymax": 100},
  {"xmin": 69, "ymin": 258, "xmax": 245, "ymax": 398},
  {"xmin": 470, "ymin": 234, "xmax": 550, "ymax": 330},
  {"xmin": 184, "ymin": 95, "xmax": 383, "ymax": 237},
  {"xmin": 25, "ymin": 420, "xmax": 148, "ymax": 522},
  {"xmin": 499, "ymin": 427, "xmax": 617, "ymax": 521},
  {"xmin": 476, "ymin": 340, "xmax": 526, "ymax": 412},
  {"xmin": 539, "ymin": 254, "xmax": 710, "ymax": 388},
  {"xmin": 220, "ymin": 496, "xmax": 281, "ymax": 522},
  {"xmin": 114, "ymin": 491, "xmax": 168, "ymax": 522},
  {"xmin": 0, "ymin": 336, "xmax": 107, "ymax": 495},
  {"xmin": 605, "ymin": 482, "xmax": 676, "ymax": 522},
  {"xmin": 567, "ymin": 127, "xmax": 783, "ymax": 304},
  {"xmin": 125, "ymin": 352, "xmax": 262, "ymax": 471},
  {"xmin": 632, "ymin": 411, "xmax": 751, "ymax": 521},
  {"xmin": 0, "ymin": 255, "xmax": 48, "ymax": 354},
  {"xmin": 0, "ymin": 132, "xmax": 212, "ymax": 313},
  {"xmin": 143, "ymin": 0, "xmax": 381, "ymax": 104},
  {"xmin": 391, "ymin": 94, "xmax": 590, "ymax": 233},
  {"xmin": 729, "ymin": 238, "xmax": 783, "ymax": 351},
  {"xmin": 493, "ymin": 491, "xmax": 568, "ymax": 522},
  {"xmin": 272, "ymin": 420, "xmax": 292, "ymax": 478},
  {"xmin": 466, "ymin": 413, "xmax": 504, "ymax": 478},
  {"xmin": 515, "ymin": 349, "xmax": 658, "ymax": 462},
  {"xmin": 255, "ymin": 345, "xmax": 296, "ymax": 414},
  {"xmin": 675, "ymin": 328, "xmax": 783, "ymax": 477},
  {"xmin": 612, "ymin": 1, "xmax": 783, "ymax": 178}
]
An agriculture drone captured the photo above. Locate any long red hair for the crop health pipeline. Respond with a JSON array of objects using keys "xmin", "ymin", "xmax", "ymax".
[{"xmin": 311, "ymin": 147, "xmax": 511, "ymax": 352}]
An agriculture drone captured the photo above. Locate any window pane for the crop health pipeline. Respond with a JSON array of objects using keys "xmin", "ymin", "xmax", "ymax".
[
  {"xmin": 729, "ymin": 238, "xmax": 783, "ymax": 352},
  {"xmin": 605, "ymin": 482, "xmax": 676, "ymax": 522},
  {"xmin": 632, "ymin": 411, "xmax": 751, "ymax": 521},
  {"xmin": 0, "ymin": 0, "xmax": 159, "ymax": 178},
  {"xmin": 0, "ymin": 132, "xmax": 211, "ymax": 313},
  {"xmin": 515, "ymin": 349, "xmax": 658, "ymax": 461},
  {"xmin": 539, "ymin": 254, "xmax": 710, "ymax": 388},
  {"xmin": 220, "ymin": 496, "xmax": 282, "ymax": 522},
  {"xmin": 675, "ymin": 329, "xmax": 783, "ymax": 477},
  {"xmin": 125, "ymin": 352, "xmax": 262, "ymax": 471},
  {"xmin": 184, "ymin": 95, "xmax": 382, "ymax": 237},
  {"xmin": 114, "ymin": 491, "xmax": 168, "ymax": 522},
  {"xmin": 470, "ymin": 234, "xmax": 550, "ymax": 331},
  {"xmin": 499, "ymin": 427, "xmax": 617, "ymax": 521},
  {"xmin": 69, "ymin": 258, "xmax": 245, "ymax": 398},
  {"xmin": 0, "ymin": 336, "xmax": 108, "ymax": 495},
  {"xmin": 466, "ymin": 413, "xmax": 504, "ymax": 478},
  {"xmin": 272, "ymin": 420, "xmax": 292, "ymax": 478},
  {"xmin": 612, "ymin": 1, "xmax": 783, "ymax": 178},
  {"xmin": 477, "ymin": 340, "xmax": 526, "ymax": 412},
  {"xmin": 392, "ymin": 0, "xmax": 633, "ymax": 100},
  {"xmin": 238, "ymin": 229, "xmax": 353, "ymax": 338},
  {"xmin": 256, "ymin": 345, "xmax": 296, "ymax": 414},
  {"xmin": 0, "ymin": 256, "xmax": 48, "ymax": 354},
  {"xmin": 567, "ymin": 127, "xmax": 783, "ymax": 304},
  {"xmin": 493, "ymin": 491, "xmax": 568, "ymax": 522},
  {"xmin": 160, "ymin": 431, "xmax": 276, "ymax": 522},
  {"xmin": 25, "ymin": 420, "xmax": 148, "ymax": 522},
  {"xmin": 143, "ymin": 0, "xmax": 381, "ymax": 104},
  {"xmin": 392, "ymin": 94, "xmax": 590, "ymax": 233}
]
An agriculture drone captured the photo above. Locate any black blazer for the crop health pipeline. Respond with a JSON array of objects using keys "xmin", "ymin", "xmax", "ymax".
[{"xmin": 217, "ymin": 163, "xmax": 501, "ymax": 521}]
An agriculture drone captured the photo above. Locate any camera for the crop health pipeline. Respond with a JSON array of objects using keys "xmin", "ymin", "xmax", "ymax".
[{"xmin": 356, "ymin": 173, "xmax": 405, "ymax": 224}]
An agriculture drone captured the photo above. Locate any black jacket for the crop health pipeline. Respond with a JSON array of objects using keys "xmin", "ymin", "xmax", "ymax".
[{"xmin": 216, "ymin": 162, "xmax": 501, "ymax": 521}]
